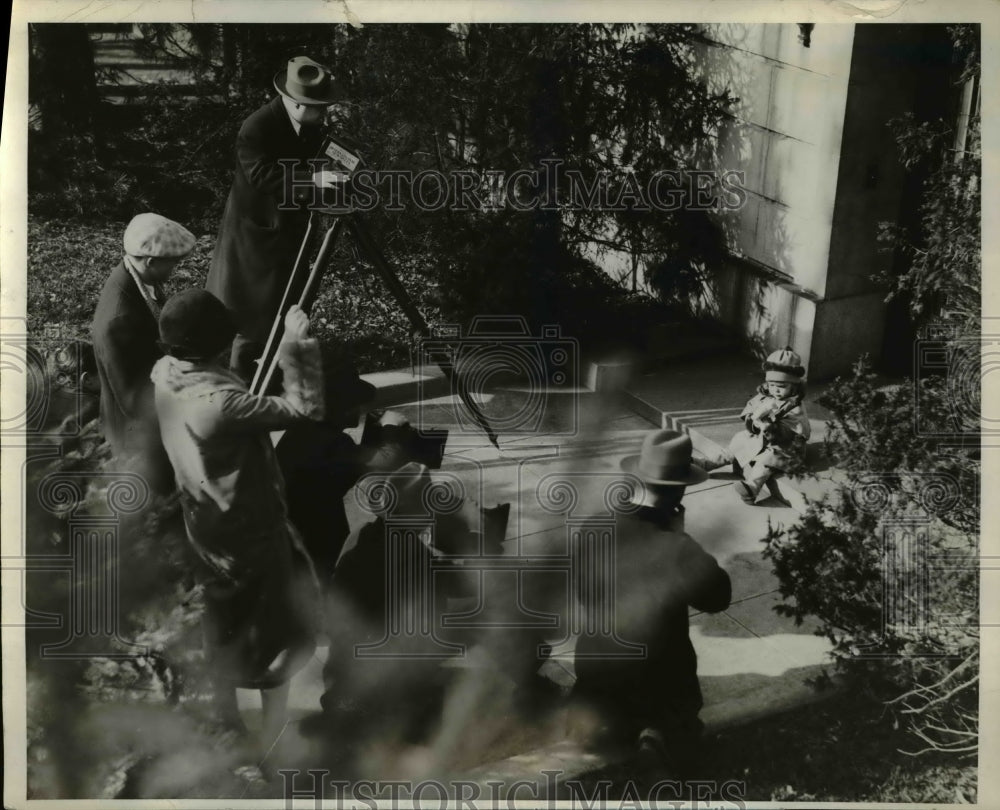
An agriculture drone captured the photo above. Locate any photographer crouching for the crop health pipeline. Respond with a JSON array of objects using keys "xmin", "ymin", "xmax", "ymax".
[{"xmin": 275, "ymin": 352, "xmax": 447, "ymax": 587}]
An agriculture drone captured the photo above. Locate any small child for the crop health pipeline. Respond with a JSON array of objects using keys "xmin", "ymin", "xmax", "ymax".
[{"xmin": 728, "ymin": 348, "xmax": 810, "ymax": 504}]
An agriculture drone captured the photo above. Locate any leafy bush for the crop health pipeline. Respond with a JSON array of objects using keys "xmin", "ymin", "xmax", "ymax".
[
  {"xmin": 763, "ymin": 362, "xmax": 979, "ymax": 758},
  {"xmin": 762, "ymin": 25, "xmax": 981, "ymax": 761}
]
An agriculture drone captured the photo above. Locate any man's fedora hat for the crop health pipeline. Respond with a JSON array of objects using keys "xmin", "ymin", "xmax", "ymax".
[
  {"xmin": 621, "ymin": 429, "xmax": 708, "ymax": 486},
  {"xmin": 274, "ymin": 56, "xmax": 342, "ymax": 106}
]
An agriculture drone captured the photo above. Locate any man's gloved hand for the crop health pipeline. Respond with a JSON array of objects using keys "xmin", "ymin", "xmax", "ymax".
[{"xmin": 312, "ymin": 170, "xmax": 349, "ymax": 189}]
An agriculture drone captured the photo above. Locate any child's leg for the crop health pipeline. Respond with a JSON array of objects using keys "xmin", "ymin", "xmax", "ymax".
[
  {"xmin": 734, "ymin": 448, "xmax": 780, "ymax": 503},
  {"xmin": 695, "ymin": 432, "xmax": 746, "ymax": 472},
  {"xmin": 743, "ymin": 448, "xmax": 782, "ymax": 493}
]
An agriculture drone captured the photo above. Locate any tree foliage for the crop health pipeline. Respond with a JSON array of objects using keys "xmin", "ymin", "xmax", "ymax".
[
  {"xmin": 876, "ymin": 25, "xmax": 980, "ymax": 331},
  {"xmin": 28, "ymin": 23, "xmax": 735, "ymax": 341}
]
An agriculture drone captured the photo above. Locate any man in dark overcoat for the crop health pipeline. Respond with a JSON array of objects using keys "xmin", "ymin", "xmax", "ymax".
[
  {"xmin": 206, "ymin": 55, "xmax": 345, "ymax": 380},
  {"xmin": 91, "ymin": 213, "xmax": 195, "ymax": 494},
  {"xmin": 572, "ymin": 429, "xmax": 731, "ymax": 776}
]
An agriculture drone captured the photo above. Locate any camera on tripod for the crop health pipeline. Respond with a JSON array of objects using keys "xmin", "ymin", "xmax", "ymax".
[{"xmin": 312, "ymin": 132, "xmax": 366, "ymax": 213}]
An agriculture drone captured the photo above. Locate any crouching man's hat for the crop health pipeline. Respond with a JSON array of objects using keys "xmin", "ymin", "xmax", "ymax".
[
  {"xmin": 762, "ymin": 347, "xmax": 807, "ymax": 383},
  {"xmin": 621, "ymin": 429, "xmax": 707, "ymax": 486},
  {"xmin": 158, "ymin": 290, "xmax": 236, "ymax": 360},
  {"xmin": 124, "ymin": 213, "xmax": 196, "ymax": 258}
]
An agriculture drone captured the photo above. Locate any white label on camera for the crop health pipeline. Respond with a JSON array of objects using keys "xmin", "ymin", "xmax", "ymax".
[{"xmin": 325, "ymin": 140, "xmax": 361, "ymax": 172}]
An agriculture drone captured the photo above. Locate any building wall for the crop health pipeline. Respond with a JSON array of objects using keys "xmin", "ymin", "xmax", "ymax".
[
  {"xmin": 691, "ymin": 23, "xmax": 959, "ymax": 380},
  {"xmin": 698, "ymin": 23, "xmax": 856, "ymax": 298},
  {"xmin": 826, "ymin": 25, "xmax": 957, "ymax": 304}
]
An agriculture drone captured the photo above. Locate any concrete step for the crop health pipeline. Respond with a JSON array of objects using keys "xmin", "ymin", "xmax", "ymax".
[
  {"xmin": 360, "ymin": 364, "xmax": 450, "ymax": 409},
  {"xmin": 584, "ymin": 329, "xmax": 738, "ymax": 393}
]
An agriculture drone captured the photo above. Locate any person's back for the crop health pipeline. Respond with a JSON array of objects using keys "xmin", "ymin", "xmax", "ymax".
[
  {"xmin": 574, "ymin": 508, "xmax": 730, "ymax": 724},
  {"xmin": 152, "ymin": 351, "xmax": 293, "ymax": 570},
  {"xmin": 570, "ymin": 430, "xmax": 730, "ymax": 775}
]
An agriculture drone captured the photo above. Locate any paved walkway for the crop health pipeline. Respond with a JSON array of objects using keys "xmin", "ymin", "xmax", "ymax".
[{"xmin": 239, "ymin": 367, "xmax": 837, "ymax": 790}]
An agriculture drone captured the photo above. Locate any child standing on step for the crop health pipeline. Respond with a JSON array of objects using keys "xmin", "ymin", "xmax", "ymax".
[{"xmin": 727, "ymin": 348, "xmax": 810, "ymax": 505}]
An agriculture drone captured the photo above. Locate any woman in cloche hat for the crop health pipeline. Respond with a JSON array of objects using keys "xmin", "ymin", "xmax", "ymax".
[{"xmin": 150, "ymin": 291, "xmax": 324, "ymax": 756}]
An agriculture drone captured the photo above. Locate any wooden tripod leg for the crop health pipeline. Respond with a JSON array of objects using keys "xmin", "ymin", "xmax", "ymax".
[
  {"xmin": 347, "ymin": 215, "xmax": 499, "ymax": 448},
  {"xmin": 255, "ymin": 216, "xmax": 346, "ymax": 396},
  {"xmin": 251, "ymin": 211, "xmax": 319, "ymax": 395},
  {"xmin": 347, "ymin": 215, "xmax": 430, "ymax": 334},
  {"xmin": 297, "ymin": 217, "xmax": 346, "ymax": 313}
]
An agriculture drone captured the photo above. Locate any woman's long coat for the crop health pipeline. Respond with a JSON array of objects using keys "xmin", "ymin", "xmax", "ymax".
[{"xmin": 150, "ymin": 337, "xmax": 324, "ymax": 688}]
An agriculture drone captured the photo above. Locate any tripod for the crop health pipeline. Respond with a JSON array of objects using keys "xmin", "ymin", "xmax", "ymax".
[{"xmin": 249, "ymin": 205, "xmax": 500, "ymax": 448}]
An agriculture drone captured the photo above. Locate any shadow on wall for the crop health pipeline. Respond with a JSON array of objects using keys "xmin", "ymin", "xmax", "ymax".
[{"xmin": 683, "ymin": 23, "xmax": 824, "ymax": 364}]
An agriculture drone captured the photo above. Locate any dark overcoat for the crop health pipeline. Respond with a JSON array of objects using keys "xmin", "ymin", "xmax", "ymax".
[
  {"xmin": 573, "ymin": 508, "xmax": 732, "ymax": 736},
  {"xmin": 91, "ymin": 261, "xmax": 171, "ymax": 490},
  {"xmin": 206, "ymin": 96, "xmax": 325, "ymax": 342}
]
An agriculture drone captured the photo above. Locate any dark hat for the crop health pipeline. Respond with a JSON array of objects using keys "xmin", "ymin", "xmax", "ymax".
[
  {"xmin": 620, "ymin": 429, "xmax": 708, "ymax": 486},
  {"xmin": 322, "ymin": 356, "xmax": 376, "ymax": 412},
  {"xmin": 274, "ymin": 56, "xmax": 342, "ymax": 106},
  {"xmin": 158, "ymin": 290, "xmax": 236, "ymax": 360}
]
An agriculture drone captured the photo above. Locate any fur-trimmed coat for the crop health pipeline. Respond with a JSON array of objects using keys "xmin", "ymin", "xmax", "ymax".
[
  {"xmin": 150, "ymin": 337, "xmax": 324, "ymax": 688},
  {"xmin": 730, "ymin": 388, "xmax": 810, "ymax": 469}
]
